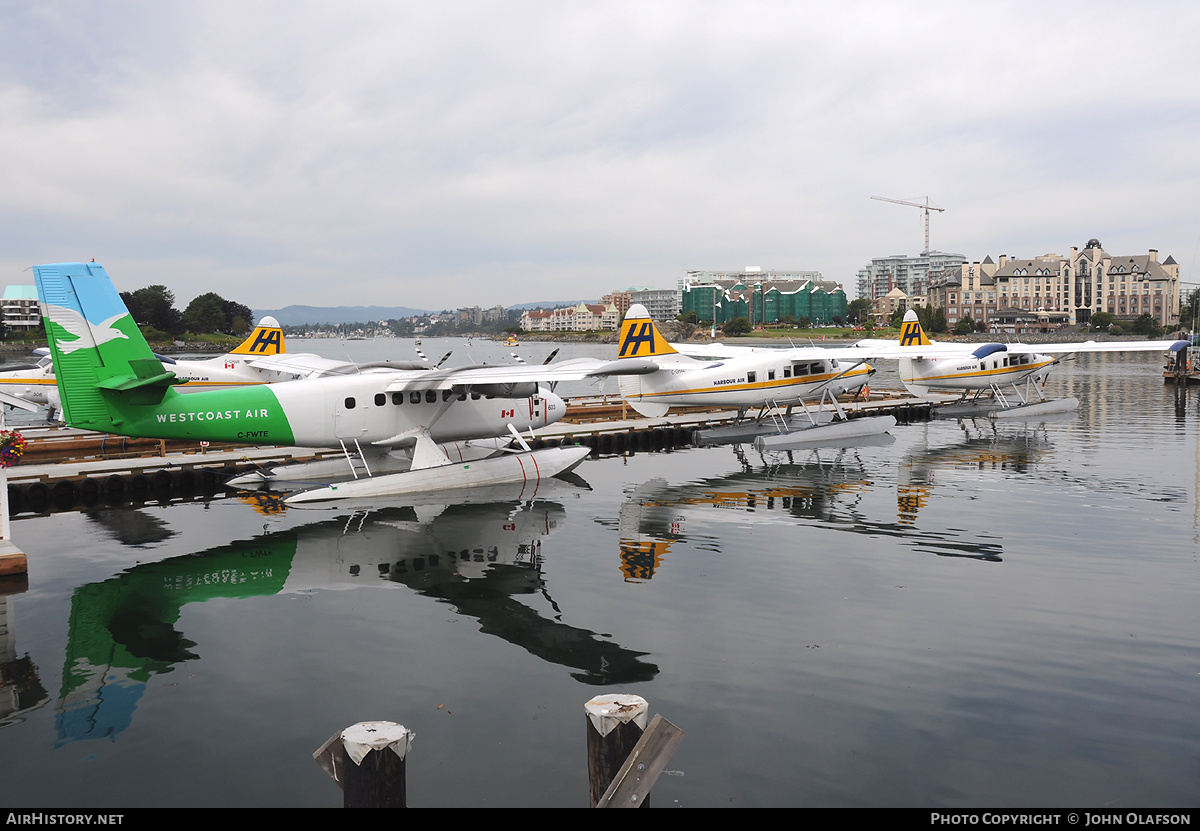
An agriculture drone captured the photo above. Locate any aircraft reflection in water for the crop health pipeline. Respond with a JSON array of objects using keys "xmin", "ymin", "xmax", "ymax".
[
  {"xmin": 0, "ymin": 596, "xmax": 50, "ymax": 730},
  {"xmin": 56, "ymin": 484, "xmax": 657, "ymax": 745},
  {"xmin": 896, "ymin": 417, "xmax": 1060, "ymax": 527},
  {"xmin": 901, "ymin": 413, "xmax": 1189, "ymax": 517},
  {"xmin": 613, "ymin": 440, "xmax": 1008, "ymax": 576}
]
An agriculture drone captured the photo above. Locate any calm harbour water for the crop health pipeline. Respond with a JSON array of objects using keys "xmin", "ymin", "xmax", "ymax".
[{"xmin": 1, "ymin": 339, "xmax": 1198, "ymax": 808}]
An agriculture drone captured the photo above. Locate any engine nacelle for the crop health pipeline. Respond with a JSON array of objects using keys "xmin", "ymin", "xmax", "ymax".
[{"xmin": 468, "ymin": 382, "xmax": 540, "ymax": 398}]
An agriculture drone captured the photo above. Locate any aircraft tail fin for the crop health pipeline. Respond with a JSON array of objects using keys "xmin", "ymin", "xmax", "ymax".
[
  {"xmin": 34, "ymin": 262, "xmax": 177, "ymax": 430},
  {"xmin": 898, "ymin": 310, "xmax": 932, "ymax": 347},
  {"xmin": 229, "ymin": 316, "xmax": 286, "ymax": 356},
  {"xmin": 618, "ymin": 304, "xmax": 679, "ymax": 358}
]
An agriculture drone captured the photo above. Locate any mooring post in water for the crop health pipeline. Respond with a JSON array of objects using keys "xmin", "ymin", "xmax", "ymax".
[
  {"xmin": 585, "ymin": 694, "xmax": 650, "ymax": 807},
  {"xmin": 313, "ymin": 720, "xmax": 414, "ymax": 808},
  {"xmin": 0, "ymin": 470, "xmax": 26, "ymax": 578},
  {"xmin": 0, "ymin": 416, "xmax": 27, "ymax": 578},
  {"xmin": 595, "ymin": 713, "xmax": 685, "ymax": 808}
]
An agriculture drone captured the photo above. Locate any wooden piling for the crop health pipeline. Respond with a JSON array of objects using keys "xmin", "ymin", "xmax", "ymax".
[
  {"xmin": 594, "ymin": 714, "xmax": 685, "ymax": 809},
  {"xmin": 0, "ymin": 468, "xmax": 25, "ymax": 577},
  {"xmin": 585, "ymin": 694, "xmax": 649, "ymax": 808},
  {"xmin": 314, "ymin": 720, "xmax": 414, "ymax": 808}
]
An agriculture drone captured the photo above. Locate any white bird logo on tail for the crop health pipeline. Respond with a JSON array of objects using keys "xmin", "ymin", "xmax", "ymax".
[{"xmin": 46, "ymin": 304, "xmax": 131, "ymax": 354}]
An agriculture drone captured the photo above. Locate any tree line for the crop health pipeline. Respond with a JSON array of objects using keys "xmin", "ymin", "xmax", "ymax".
[{"xmin": 119, "ymin": 286, "xmax": 255, "ymax": 338}]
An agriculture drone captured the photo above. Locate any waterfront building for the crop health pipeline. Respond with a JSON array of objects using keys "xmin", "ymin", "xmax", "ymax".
[
  {"xmin": 870, "ymin": 287, "xmax": 927, "ymax": 324},
  {"xmin": 927, "ymin": 257, "xmax": 999, "ymax": 330},
  {"xmin": 599, "ymin": 288, "xmax": 678, "ymax": 322},
  {"xmin": 519, "ymin": 302, "xmax": 619, "ymax": 332},
  {"xmin": 519, "ymin": 309, "xmax": 554, "ymax": 332},
  {"xmin": 856, "ymin": 251, "xmax": 967, "ymax": 301},
  {"xmin": 601, "ymin": 291, "xmax": 632, "ymax": 319},
  {"xmin": 928, "ymin": 240, "xmax": 1180, "ymax": 330},
  {"xmin": 1, "ymin": 286, "xmax": 40, "ymax": 332},
  {"xmin": 988, "ymin": 308, "xmax": 1071, "ymax": 335},
  {"xmin": 457, "ymin": 306, "xmax": 483, "ymax": 327},
  {"xmin": 680, "ymin": 267, "xmax": 847, "ymax": 327}
]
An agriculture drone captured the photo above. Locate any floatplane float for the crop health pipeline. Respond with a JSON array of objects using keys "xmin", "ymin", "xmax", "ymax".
[
  {"xmin": 860, "ymin": 310, "xmax": 1188, "ymax": 419},
  {"xmin": 613, "ymin": 305, "xmax": 896, "ymax": 448},
  {"xmin": 33, "ymin": 262, "xmax": 657, "ymax": 502}
]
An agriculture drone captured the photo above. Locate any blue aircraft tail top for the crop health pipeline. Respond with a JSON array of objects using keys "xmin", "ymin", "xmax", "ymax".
[{"xmin": 33, "ymin": 261, "xmax": 169, "ymax": 428}]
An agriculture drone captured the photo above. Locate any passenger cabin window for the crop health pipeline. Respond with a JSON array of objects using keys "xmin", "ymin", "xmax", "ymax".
[
  {"xmin": 392, "ymin": 392, "xmax": 404, "ymax": 405},
  {"xmin": 410, "ymin": 391, "xmax": 421, "ymax": 404},
  {"xmin": 344, "ymin": 397, "xmax": 356, "ymax": 409},
  {"xmin": 747, "ymin": 371, "xmax": 757, "ymax": 383},
  {"xmin": 425, "ymin": 390, "xmax": 437, "ymax": 403},
  {"xmin": 768, "ymin": 369, "xmax": 776, "ymax": 380},
  {"xmin": 374, "ymin": 393, "xmax": 385, "ymax": 406}
]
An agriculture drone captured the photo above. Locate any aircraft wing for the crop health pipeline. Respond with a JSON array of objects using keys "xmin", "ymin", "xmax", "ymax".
[
  {"xmin": 672, "ymin": 342, "xmax": 769, "ymax": 357},
  {"xmin": 382, "ymin": 357, "xmax": 660, "ymax": 392},
  {"xmin": 847, "ymin": 339, "xmax": 1186, "ymax": 359},
  {"xmin": 242, "ymin": 353, "xmax": 364, "ymax": 377},
  {"xmin": 1002, "ymin": 338, "xmax": 1187, "ymax": 355},
  {"xmin": 846, "ymin": 341, "xmax": 973, "ymax": 359},
  {"xmin": 674, "ymin": 342, "xmax": 888, "ymax": 361}
]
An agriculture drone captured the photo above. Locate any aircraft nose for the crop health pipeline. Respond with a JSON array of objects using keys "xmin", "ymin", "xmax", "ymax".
[{"xmin": 542, "ymin": 387, "xmax": 566, "ymax": 424}]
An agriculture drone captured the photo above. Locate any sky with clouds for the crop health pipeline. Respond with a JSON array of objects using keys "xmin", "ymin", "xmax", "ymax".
[{"xmin": 1, "ymin": 0, "xmax": 1198, "ymax": 312}]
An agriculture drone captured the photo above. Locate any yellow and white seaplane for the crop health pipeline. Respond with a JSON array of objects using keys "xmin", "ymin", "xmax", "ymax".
[
  {"xmin": 862, "ymin": 310, "xmax": 1187, "ymax": 418},
  {"xmin": 614, "ymin": 305, "xmax": 894, "ymax": 447}
]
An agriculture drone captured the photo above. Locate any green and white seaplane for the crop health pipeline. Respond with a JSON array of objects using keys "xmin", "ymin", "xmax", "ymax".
[{"xmin": 33, "ymin": 262, "xmax": 656, "ymax": 501}]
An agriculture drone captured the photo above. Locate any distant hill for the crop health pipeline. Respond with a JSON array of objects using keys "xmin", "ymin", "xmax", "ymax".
[{"xmin": 253, "ymin": 305, "xmax": 430, "ymax": 325}]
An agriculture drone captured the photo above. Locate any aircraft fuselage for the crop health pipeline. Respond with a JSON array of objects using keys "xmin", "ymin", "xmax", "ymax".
[
  {"xmin": 0, "ymin": 356, "xmax": 55, "ymax": 404},
  {"xmin": 169, "ymin": 357, "xmax": 293, "ymax": 390},
  {"xmin": 625, "ymin": 353, "xmax": 872, "ymax": 409},
  {"xmin": 106, "ymin": 372, "xmax": 563, "ymax": 448},
  {"xmin": 899, "ymin": 351, "xmax": 1055, "ymax": 393}
]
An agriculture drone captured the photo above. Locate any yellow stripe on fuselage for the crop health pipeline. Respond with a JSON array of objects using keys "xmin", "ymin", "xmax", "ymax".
[
  {"xmin": 176, "ymin": 380, "xmax": 270, "ymax": 387},
  {"xmin": 633, "ymin": 368, "xmax": 871, "ymax": 400},
  {"xmin": 903, "ymin": 360, "xmax": 1054, "ymax": 385}
]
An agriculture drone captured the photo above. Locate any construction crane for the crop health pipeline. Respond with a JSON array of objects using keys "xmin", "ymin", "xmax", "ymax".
[{"xmin": 871, "ymin": 195, "xmax": 944, "ymax": 254}]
